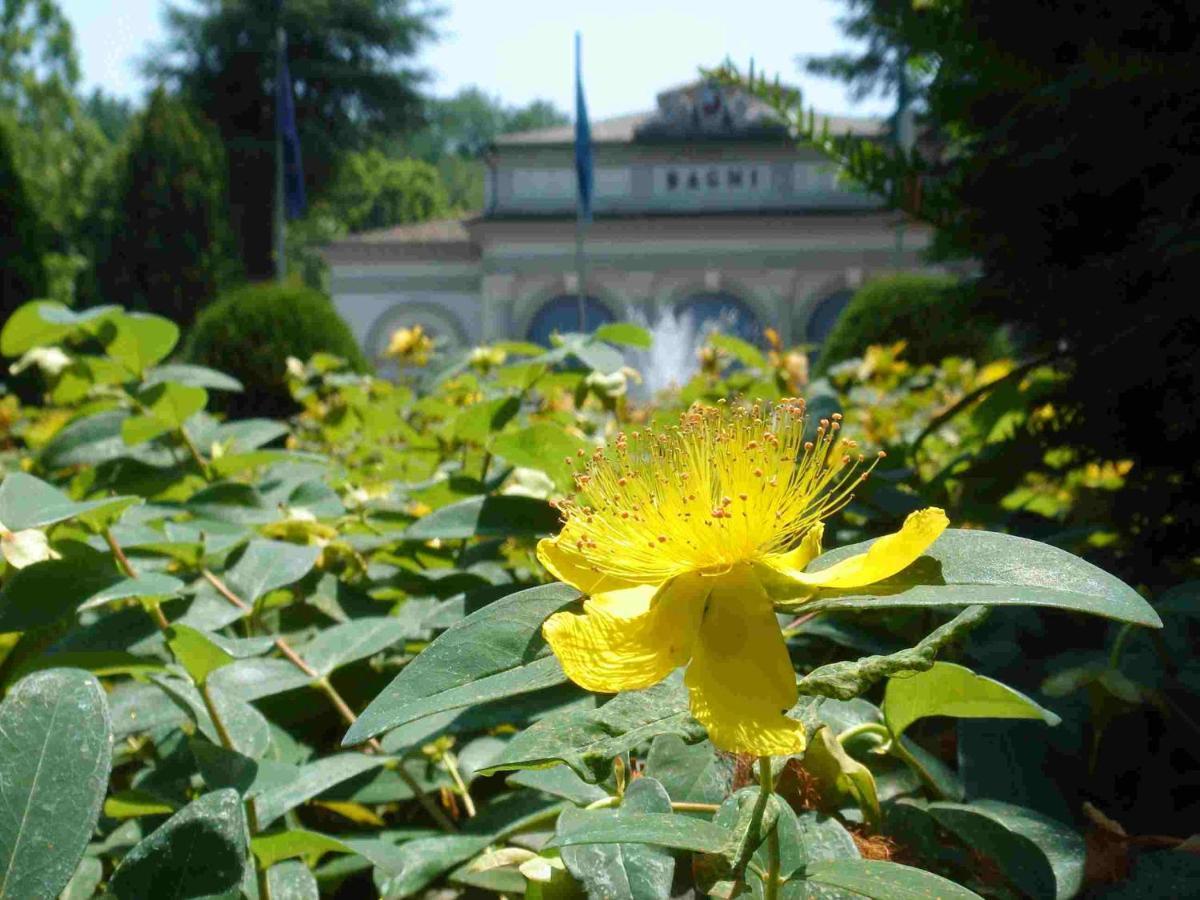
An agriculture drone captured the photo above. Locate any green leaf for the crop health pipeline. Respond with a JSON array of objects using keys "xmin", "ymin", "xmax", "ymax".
[
  {"xmin": 223, "ymin": 539, "xmax": 321, "ymax": 604},
  {"xmin": 404, "ymin": 494, "xmax": 561, "ymax": 540},
  {"xmin": 559, "ymin": 777, "xmax": 675, "ymax": 900},
  {"xmin": 796, "ymin": 605, "xmax": 990, "ymax": 700},
  {"xmin": 453, "ymin": 395, "xmax": 520, "ymax": 444},
  {"xmin": 802, "ymin": 725, "xmax": 881, "ymax": 829},
  {"xmin": 251, "ymin": 828, "xmax": 418, "ymax": 873},
  {"xmin": 108, "ymin": 790, "xmax": 248, "ymax": 900},
  {"xmin": 191, "ymin": 739, "xmax": 300, "ymax": 798},
  {"xmin": 346, "ymin": 583, "xmax": 578, "ymax": 745},
  {"xmin": 549, "ymin": 812, "xmax": 731, "ymax": 854},
  {"xmin": 166, "ymin": 624, "xmax": 237, "ymax": 685},
  {"xmin": 644, "ymin": 736, "xmax": 732, "ymax": 805},
  {"xmin": 800, "ymin": 529, "xmax": 1160, "ymax": 627},
  {"xmin": 0, "ymin": 555, "xmax": 183, "ymax": 631},
  {"xmin": 708, "ymin": 333, "xmax": 767, "ymax": 368},
  {"xmin": 254, "ymin": 753, "xmax": 387, "ymax": 829},
  {"xmin": 143, "ymin": 364, "xmax": 244, "ymax": 392},
  {"xmin": 38, "ymin": 410, "xmax": 181, "ymax": 469},
  {"xmin": 569, "ymin": 339, "xmax": 624, "ymax": 375},
  {"xmin": 295, "ymin": 618, "xmax": 411, "ymax": 677},
  {"xmin": 492, "ymin": 423, "xmax": 588, "ymax": 490},
  {"xmin": 507, "ymin": 766, "xmax": 610, "ymax": 806},
  {"xmin": 58, "ymin": 857, "xmax": 104, "ymax": 900},
  {"xmin": 884, "ymin": 661, "xmax": 1060, "ymax": 738},
  {"xmin": 0, "ymin": 669, "xmax": 112, "ymax": 900},
  {"xmin": 153, "ymin": 676, "xmax": 272, "ymax": 759},
  {"xmin": 0, "ymin": 301, "xmax": 119, "ymax": 356},
  {"xmin": 266, "ymin": 860, "xmax": 319, "ymax": 900},
  {"xmin": 102, "ymin": 311, "xmax": 180, "ymax": 375},
  {"xmin": 924, "ymin": 800, "xmax": 1084, "ymax": 900},
  {"xmin": 593, "ymin": 323, "xmax": 652, "ymax": 349},
  {"xmin": 796, "ymin": 859, "xmax": 983, "ymax": 899},
  {"xmin": 208, "ymin": 658, "xmax": 313, "ymax": 701},
  {"xmin": 121, "ymin": 383, "xmax": 208, "ymax": 445},
  {"xmin": 373, "ymin": 835, "xmax": 492, "ymax": 898},
  {"xmin": 103, "ymin": 790, "xmax": 178, "ymax": 819},
  {"xmin": 0, "ymin": 471, "xmax": 138, "ymax": 531},
  {"xmin": 480, "ymin": 675, "xmax": 705, "ymax": 783}
]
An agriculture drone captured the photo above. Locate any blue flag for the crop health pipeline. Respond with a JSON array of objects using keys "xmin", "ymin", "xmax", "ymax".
[
  {"xmin": 275, "ymin": 1, "xmax": 306, "ymax": 220},
  {"xmin": 574, "ymin": 32, "xmax": 593, "ymax": 223}
]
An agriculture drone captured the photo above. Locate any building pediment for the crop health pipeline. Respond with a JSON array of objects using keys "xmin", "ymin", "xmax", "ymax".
[{"xmin": 633, "ymin": 81, "xmax": 789, "ymax": 142}]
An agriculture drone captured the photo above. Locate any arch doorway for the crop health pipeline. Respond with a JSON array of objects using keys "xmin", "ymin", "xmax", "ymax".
[{"xmin": 526, "ymin": 295, "xmax": 615, "ymax": 346}]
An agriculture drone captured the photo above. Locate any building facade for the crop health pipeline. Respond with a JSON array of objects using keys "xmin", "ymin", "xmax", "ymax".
[{"xmin": 324, "ymin": 82, "xmax": 937, "ymax": 367}]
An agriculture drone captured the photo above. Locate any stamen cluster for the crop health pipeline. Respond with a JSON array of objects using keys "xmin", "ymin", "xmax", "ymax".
[{"xmin": 551, "ymin": 399, "xmax": 880, "ymax": 583}]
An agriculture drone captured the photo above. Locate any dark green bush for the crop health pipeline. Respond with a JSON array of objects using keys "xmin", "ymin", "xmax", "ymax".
[
  {"xmin": 816, "ymin": 274, "xmax": 1003, "ymax": 372},
  {"xmin": 0, "ymin": 118, "xmax": 49, "ymax": 320},
  {"xmin": 184, "ymin": 282, "xmax": 368, "ymax": 419},
  {"xmin": 94, "ymin": 88, "xmax": 234, "ymax": 328}
]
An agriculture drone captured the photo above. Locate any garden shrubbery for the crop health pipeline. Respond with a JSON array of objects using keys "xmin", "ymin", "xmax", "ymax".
[
  {"xmin": 0, "ymin": 298, "xmax": 1186, "ymax": 899},
  {"xmin": 184, "ymin": 281, "xmax": 367, "ymax": 419},
  {"xmin": 817, "ymin": 273, "xmax": 1004, "ymax": 373}
]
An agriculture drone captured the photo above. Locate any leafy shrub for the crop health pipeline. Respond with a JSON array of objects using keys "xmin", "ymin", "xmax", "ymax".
[
  {"xmin": 816, "ymin": 274, "xmax": 1003, "ymax": 373},
  {"xmin": 0, "ymin": 301, "xmax": 1184, "ymax": 899},
  {"xmin": 94, "ymin": 88, "xmax": 234, "ymax": 328},
  {"xmin": 184, "ymin": 281, "xmax": 368, "ymax": 418}
]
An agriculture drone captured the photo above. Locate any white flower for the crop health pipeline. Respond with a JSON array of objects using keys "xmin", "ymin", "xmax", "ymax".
[
  {"xmin": 0, "ymin": 527, "xmax": 60, "ymax": 569},
  {"xmin": 285, "ymin": 356, "xmax": 307, "ymax": 379},
  {"xmin": 9, "ymin": 346, "xmax": 72, "ymax": 377}
]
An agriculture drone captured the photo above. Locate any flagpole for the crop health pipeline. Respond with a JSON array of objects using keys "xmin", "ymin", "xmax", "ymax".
[
  {"xmin": 274, "ymin": 13, "xmax": 287, "ymax": 282},
  {"xmin": 574, "ymin": 32, "xmax": 588, "ymax": 332}
]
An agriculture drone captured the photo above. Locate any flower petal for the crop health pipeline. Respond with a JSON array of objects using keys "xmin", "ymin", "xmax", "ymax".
[
  {"xmin": 684, "ymin": 566, "xmax": 806, "ymax": 756},
  {"xmin": 542, "ymin": 575, "xmax": 706, "ymax": 694},
  {"xmin": 761, "ymin": 524, "xmax": 825, "ymax": 579},
  {"xmin": 789, "ymin": 507, "xmax": 949, "ymax": 589},
  {"xmin": 536, "ymin": 537, "xmax": 647, "ymax": 594},
  {"xmin": 1, "ymin": 529, "xmax": 58, "ymax": 569}
]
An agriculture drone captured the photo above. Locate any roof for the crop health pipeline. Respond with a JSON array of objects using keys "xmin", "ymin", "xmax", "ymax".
[{"xmin": 496, "ymin": 80, "xmax": 886, "ymax": 146}]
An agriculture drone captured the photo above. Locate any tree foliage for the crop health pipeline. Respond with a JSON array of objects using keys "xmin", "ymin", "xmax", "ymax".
[
  {"xmin": 147, "ymin": 0, "xmax": 437, "ymax": 278},
  {"xmin": 94, "ymin": 88, "xmax": 233, "ymax": 328},
  {"xmin": 328, "ymin": 150, "xmax": 450, "ymax": 233},
  {"xmin": 724, "ymin": 0, "xmax": 1200, "ymax": 582},
  {"xmin": 0, "ymin": 119, "xmax": 48, "ymax": 318}
]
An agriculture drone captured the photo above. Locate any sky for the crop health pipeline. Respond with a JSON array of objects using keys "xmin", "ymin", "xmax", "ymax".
[{"xmin": 59, "ymin": 0, "xmax": 893, "ymax": 120}]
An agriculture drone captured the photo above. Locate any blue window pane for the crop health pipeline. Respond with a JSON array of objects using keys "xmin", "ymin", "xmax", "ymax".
[
  {"xmin": 676, "ymin": 292, "xmax": 761, "ymax": 345},
  {"xmin": 807, "ymin": 290, "xmax": 854, "ymax": 344},
  {"xmin": 526, "ymin": 295, "xmax": 615, "ymax": 346}
]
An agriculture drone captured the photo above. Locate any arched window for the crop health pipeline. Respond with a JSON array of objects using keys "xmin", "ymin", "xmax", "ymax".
[
  {"xmin": 526, "ymin": 295, "xmax": 615, "ymax": 346},
  {"xmin": 806, "ymin": 289, "xmax": 854, "ymax": 344},
  {"xmin": 675, "ymin": 292, "xmax": 761, "ymax": 345}
]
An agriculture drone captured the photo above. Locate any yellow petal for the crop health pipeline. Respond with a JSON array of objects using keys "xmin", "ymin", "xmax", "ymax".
[
  {"xmin": 684, "ymin": 566, "xmax": 806, "ymax": 756},
  {"xmin": 542, "ymin": 575, "xmax": 706, "ymax": 694},
  {"xmin": 789, "ymin": 507, "xmax": 948, "ymax": 589},
  {"xmin": 761, "ymin": 524, "xmax": 825, "ymax": 579},
  {"xmin": 536, "ymin": 537, "xmax": 647, "ymax": 594}
]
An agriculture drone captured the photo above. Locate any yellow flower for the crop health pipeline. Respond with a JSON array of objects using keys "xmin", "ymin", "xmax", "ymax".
[
  {"xmin": 468, "ymin": 345, "xmax": 508, "ymax": 372},
  {"xmin": 539, "ymin": 399, "xmax": 947, "ymax": 756},
  {"xmin": 386, "ymin": 325, "xmax": 433, "ymax": 366}
]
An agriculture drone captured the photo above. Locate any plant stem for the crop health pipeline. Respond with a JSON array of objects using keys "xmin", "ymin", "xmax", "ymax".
[
  {"xmin": 106, "ymin": 528, "xmax": 170, "ymax": 631},
  {"xmin": 200, "ymin": 567, "xmax": 458, "ymax": 833},
  {"xmin": 759, "ymin": 757, "xmax": 781, "ymax": 900},
  {"xmin": 731, "ymin": 756, "xmax": 777, "ymax": 893},
  {"xmin": 177, "ymin": 425, "xmax": 212, "ymax": 478}
]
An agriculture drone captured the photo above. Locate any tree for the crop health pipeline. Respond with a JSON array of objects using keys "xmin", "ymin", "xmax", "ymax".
[
  {"xmin": 82, "ymin": 88, "xmax": 135, "ymax": 143},
  {"xmin": 94, "ymin": 89, "xmax": 233, "ymax": 328},
  {"xmin": 147, "ymin": 0, "xmax": 437, "ymax": 279},
  {"xmin": 782, "ymin": 0, "xmax": 1200, "ymax": 582},
  {"xmin": 0, "ymin": 119, "xmax": 48, "ymax": 318},
  {"xmin": 328, "ymin": 149, "xmax": 449, "ymax": 232}
]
